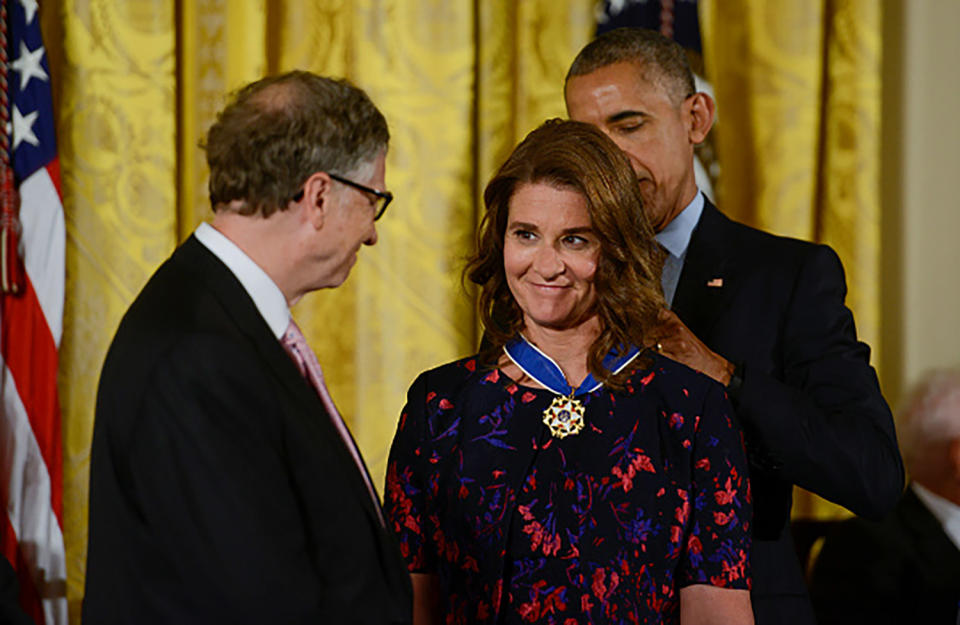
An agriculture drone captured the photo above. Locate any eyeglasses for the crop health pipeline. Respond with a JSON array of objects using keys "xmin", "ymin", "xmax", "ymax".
[{"xmin": 291, "ymin": 173, "xmax": 393, "ymax": 221}]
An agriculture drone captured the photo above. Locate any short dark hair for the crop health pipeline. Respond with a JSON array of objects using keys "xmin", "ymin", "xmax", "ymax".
[
  {"xmin": 203, "ymin": 71, "xmax": 389, "ymax": 217},
  {"xmin": 565, "ymin": 27, "xmax": 696, "ymax": 105},
  {"xmin": 466, "ymin": 119, "xmax": 665, "ymax": 387}
]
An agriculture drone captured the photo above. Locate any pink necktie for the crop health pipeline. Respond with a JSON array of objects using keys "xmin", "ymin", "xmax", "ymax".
[{"xmin": 281, "ymin": 318, "xmax": 385, "ymax": 527}]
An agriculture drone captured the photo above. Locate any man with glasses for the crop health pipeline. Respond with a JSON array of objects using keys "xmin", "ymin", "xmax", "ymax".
[{"xmin": 84, "ymin": 71, "xmax": 411, "ymax": 624}]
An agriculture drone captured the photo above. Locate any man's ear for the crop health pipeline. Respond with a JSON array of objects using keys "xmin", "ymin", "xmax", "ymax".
[
  {"xmin": 298, "ymin": 171, "xmax": 334, "ymax": 230},
  {"xmin": 686, "ymin": 92, "xmax": 715, "ymax": 145}
]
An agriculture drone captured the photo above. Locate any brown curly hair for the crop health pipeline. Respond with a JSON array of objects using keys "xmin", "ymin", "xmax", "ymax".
[
  {"xmin": 466, "ymin": 119, "xmax": 665, "ymax": 388},
  {"xmin": 203, "ymin": 71, "xmax": 389, "ymax": 217}
]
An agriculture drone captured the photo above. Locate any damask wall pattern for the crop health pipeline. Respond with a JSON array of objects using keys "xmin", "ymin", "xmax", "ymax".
[
  {"xmin": 49, "ymin": 2, "xmax": 592, "ymax": 620},
  {"xmin": 178, "ymin": 0, "xmax": 268, "ymax": 239},
  {"xmin": 44, "ymin": 1, "xmax": 881, "ymax": 619},
  {"xmin": 816, "ymin": 0, "xmax": 881, "ymax": 374},
  {"xmin": 52, "ymin": 1, "xmax": 178, "ymax": 618}
]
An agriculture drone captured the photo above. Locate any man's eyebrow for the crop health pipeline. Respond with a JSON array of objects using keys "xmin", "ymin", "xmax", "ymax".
[{"xmin": 607, "ymin": 110, "xmax": 646, "ymax": 124}]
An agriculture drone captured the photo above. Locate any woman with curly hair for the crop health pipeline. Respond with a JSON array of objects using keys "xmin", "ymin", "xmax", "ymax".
[{"xmin": 385, "ymin": 119, "xmax": 753, "ymax": 625}]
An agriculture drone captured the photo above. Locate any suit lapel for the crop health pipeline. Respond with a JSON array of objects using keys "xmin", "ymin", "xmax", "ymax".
[
  {"xmin": 671, "ymin": 200, "xmax": 738, "ymax": 342},
  {"xmin": 173, "ymin": 236, "xmax": 386, "ymax": 529}
]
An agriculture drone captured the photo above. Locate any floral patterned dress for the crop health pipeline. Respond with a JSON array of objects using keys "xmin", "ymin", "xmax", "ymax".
[{"xmin": 385, "ymin": 352, "xmax": 751, "ymax": 624}]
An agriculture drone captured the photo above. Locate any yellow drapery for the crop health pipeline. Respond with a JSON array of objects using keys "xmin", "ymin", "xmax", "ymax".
[
  {"xmin": 701, "ymin": 0, "xmax": 883, "ymax": 519},
  {"xmin": 48, "ymin": 1, "xmax": 592, "ymax": 619},
  {"xmin": 42, "ymin": 1, "xmax": 882, "ymax": 619}
]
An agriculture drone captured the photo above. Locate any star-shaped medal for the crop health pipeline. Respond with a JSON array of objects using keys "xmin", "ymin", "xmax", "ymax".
[{"xmin": 542, "ymin": 395, "xmax": 585, "ymax": 439}]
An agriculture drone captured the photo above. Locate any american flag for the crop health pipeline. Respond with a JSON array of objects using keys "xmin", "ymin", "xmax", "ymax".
[
  {"xmin": 0, "ymin": 0, "xmax": 68, "ymax": 623},
  {"xmin": 595, "ymin": 0, "xmax": 702, "ymax": 51}
]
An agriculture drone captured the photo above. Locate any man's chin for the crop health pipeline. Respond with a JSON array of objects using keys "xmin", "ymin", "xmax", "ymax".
[
  {"xmin": 637, "ymin": 185, "xmax": 660, "ymax": 215},
  {"xmin": 327, "ymin": 256, "xmax": 358, "ymax": 289},
  {"xmin": 315, "ymin": 268, "xmax": 351, "ymax": 291},
  {"xmin": 642, "ymin": 201, "xmax": 669, "ymax": 232}
]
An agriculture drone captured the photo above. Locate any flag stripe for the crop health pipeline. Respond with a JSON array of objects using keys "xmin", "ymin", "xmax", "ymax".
[
  {"xmin": 2, "ymin": 3, "xmax": 68, "ymax": 624},
  {"xmin": 18, "ymin": 163, "xmax": 64, "ymax": 345},
  {"xmin": 0, "ymin": 280, "xmax": 62, "ymax": 521},
  {"xmin": 1, "ymin": 359, "xmax": 65, "ymax": 558},
  {"xmin": 1, "ymin": 359, "xmax": 67, "ymax": 624},
  {"xmin": 44, "ymin": 159, "xmax": 61, "ymax": 198}
]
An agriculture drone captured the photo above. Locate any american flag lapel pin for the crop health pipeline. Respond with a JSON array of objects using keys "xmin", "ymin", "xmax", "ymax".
[{"xmin": 706, "ymin": 277, "xmax": 723, "ymax": 288}]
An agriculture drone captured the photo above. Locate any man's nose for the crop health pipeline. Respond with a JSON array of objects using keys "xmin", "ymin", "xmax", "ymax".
[{"xmin": 364, "ymin": 224, "xmax": 378, "ymax": 246}]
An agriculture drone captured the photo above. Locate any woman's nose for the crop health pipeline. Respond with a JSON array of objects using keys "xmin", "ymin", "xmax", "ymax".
[{"xmin": 532, "ymin": 244, "xmax": 564, "ymax": 279}]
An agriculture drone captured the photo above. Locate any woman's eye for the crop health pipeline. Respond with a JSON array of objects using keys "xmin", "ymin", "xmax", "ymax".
[
  {"xmin": 512, "ymin": 229, "xmax": 536, "ymax": 241},
  {"xmin": 563, "ymin": 235, "xmax": 589, "ymax": 248}
]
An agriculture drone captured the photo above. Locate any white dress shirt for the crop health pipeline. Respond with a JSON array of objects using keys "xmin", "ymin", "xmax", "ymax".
[{"xmin": 194, "ymin": 222, "xmax": 290, "ymax": 339}]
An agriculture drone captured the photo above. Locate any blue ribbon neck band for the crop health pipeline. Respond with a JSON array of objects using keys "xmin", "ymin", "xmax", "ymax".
[{"xmin": 503, "ymin": 335, "xmax": 641, "ymax": 397}]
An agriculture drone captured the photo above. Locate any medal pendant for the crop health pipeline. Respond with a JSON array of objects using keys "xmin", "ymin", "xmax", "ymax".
[{"xmin": 542, "ymin": 395, "xmax": 585, "ymax": 439}]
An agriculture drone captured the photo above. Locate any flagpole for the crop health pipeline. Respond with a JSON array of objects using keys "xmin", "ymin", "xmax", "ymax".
[{"xmin": 0, "ymin": 0, "xmax": 24, "ymax": 295}]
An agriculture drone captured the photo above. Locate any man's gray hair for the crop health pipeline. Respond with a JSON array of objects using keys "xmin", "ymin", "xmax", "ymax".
[
  {"xmin": 203, "ymin": 70, "xmax": 389, "ymax": 217},
  {"xmin": 897, "ymin": 368, "xmax": 960, "ymax": 475}
]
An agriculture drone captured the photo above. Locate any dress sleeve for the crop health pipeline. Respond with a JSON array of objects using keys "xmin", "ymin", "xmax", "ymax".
[
  {"xmin": 679, "ymin": 381, "xmax": 752, "ymax": 590},
  {"xmin": 384, "ymin": 372, "xmax": 436, "ymax": 573}
]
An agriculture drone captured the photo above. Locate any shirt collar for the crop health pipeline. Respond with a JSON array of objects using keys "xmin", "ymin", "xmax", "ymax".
[
  {"xmin": 655, "ymin": 189, "xmax": 704, "ymax": 259},
  {"xmin": 912, "ymin": 482, "xmax": 960, "ymax": 552},
  {"xmin": 194, "ymin": 222, "xmax": 290, "ymax": 339}
]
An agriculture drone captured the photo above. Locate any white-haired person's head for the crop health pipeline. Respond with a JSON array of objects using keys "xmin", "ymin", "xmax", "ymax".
[{"xmin": 897, "ymin": 368, "xmax": 960, "ymax": 502}]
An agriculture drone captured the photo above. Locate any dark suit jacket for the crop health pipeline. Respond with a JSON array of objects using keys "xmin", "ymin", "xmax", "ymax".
[
  {"xmin": 83, "ymin": 236, "xmax": 412, "ymax": 624},
  {"xmin": 672, "ymin": 201, "xmax": 904, "ymax": 625},
  {"xmin": 809, "ymin": 485, "xmax": 960, "ymax": 624},
  {"xmin": 0, "ymin": 556, "xmax": 32, "ymax": 625}
]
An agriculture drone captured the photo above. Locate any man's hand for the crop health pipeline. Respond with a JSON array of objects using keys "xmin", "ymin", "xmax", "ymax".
[{"xmin": 653, "ymin": 309, "xmax": 734, "ymax": 385}]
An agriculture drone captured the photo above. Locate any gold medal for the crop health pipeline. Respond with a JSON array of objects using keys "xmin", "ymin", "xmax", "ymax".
[
  {"xmin": 504, "ymin": 335, "xmax": 640, "ymax": 441},
  {"xmin": 542, "ymin": 395, "xmax": 585, "ymax": 439}
]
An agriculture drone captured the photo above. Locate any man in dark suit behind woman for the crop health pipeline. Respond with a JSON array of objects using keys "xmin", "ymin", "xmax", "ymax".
[
  {"xmin": 811, "ymin": 368, "xmax": 960, "ymax": 624},
  {"xmin": 564, "ymin": 28, "xmax": 904, "ymax": 624},
  {"xmin": 84, "ymin": 71, "xmax": 411, "ymax": 624}
]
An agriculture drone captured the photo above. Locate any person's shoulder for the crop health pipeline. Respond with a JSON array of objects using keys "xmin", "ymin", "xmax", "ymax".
[
  {"xmin": 117, "ymin": 239, "xmax": 210, "ymax": 330},
  {"xmin": 625, "ymin": 355, "xmax": 737, "ymax": 442},
  {"xmin": 101, "ymin": 262, "xmax": 266, "ymax": 407},
  {"xmin": 408, "ymin": 353, "xmax": 492, "ymax": 395},
  {"xmin": 707, "ymin": 202, "xmax": 838, "ymax": 265},
  {"xmin": 629, "ymin": 352, "xmax": 726, "ymax": 405},
  {"xmin": 106, "ymin": 274, "xmax": 230, "ymax": 369},
  {"xmin": 401, "ymin": 354, "xmax": 511, "ymax": 436},
  {"xmin": 418, "ymin": 353, "xmax": 484, "ymax": 378}
]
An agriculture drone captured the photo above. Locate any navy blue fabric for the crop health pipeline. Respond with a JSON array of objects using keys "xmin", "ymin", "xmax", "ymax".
[
  {"xmin": 672, "ymin": 200, "xmax": 904, "ymax": 625},
  {"xmin": 386, "ymin": 352, "xmax": 750, "ymax": 624}
]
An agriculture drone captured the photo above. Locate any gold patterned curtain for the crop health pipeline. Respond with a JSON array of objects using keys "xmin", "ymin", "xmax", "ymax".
[
  {"xmin": 44, "ymin": 1, "xmax": 592, "ymax": 620},
  {"xmin": 701, "ymin": 0, "xmax": 883, "ymax": 519},
  {"xmin": 41, "ymin": 0, "xmax": 881, "ymax": 619}
]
